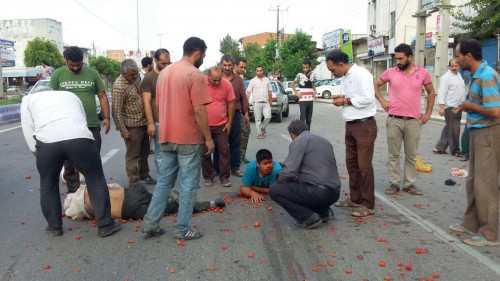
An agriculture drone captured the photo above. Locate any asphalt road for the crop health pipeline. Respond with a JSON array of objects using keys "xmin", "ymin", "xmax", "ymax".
[{"xmin": 0, "ymin": 101, "xmax": 499, "ymax": 281}]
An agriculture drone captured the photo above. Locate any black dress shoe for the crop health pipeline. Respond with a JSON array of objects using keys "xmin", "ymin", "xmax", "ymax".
[
  {"xmin": 98, "ymin": 221, "xmax": 121, "ymax": 237},
  {"xmin": 141, "ymin": 176, "xmax": 157, "ymax": 185},
  {"xmin": 319, "ymin": 208, "xmax": 335, "ymax": 222},
  {"xmin": 294, "ymin": 213, "xmax": 322, "ymax": 229},
  {"xmin": 46, "ymin": 226, "xmax": 63, "ymax": 236}
]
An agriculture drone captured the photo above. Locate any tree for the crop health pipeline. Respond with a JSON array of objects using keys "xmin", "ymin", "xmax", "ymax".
[
  {"xmin": 219, "ymin": 34, "xmax": 241, "ymax": 59},
  {"xmin": 242, "ymin": 43, "xmax": 264, "ymax": 79},
  {"xmin": 89, "ymin": 56, "xmax": 120, "ymax": 86},
  {"xmin": 278, "ymin": 30, "xmax": 318, "ymax": 80},
  {"xmin": 451, "ymin": 0, "xmax": 500, "ymax": 40},
  {"xmin": 23, "ymin": 37, "xmax": 64, "ymax": 68}
]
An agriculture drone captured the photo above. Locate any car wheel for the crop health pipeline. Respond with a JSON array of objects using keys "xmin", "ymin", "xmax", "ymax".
[
  {"xmin": 322, "ymin": 91, "xmax": 331, "ymax": 99},
  {"xmin": 282, "ymin": 103, "xmax": 289, "ymax": 117},
  {"xmin": 275, "ymin": 109, "xmax": 282, "ymax": 123}
]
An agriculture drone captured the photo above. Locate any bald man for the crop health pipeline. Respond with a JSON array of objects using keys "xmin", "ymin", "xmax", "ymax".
[{"xmin": 202, "ymin": 66, "xmax": 236, "ymax": 188}]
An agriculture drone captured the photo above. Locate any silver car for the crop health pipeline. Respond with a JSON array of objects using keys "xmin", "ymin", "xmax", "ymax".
[{"xmin": 246, "ymin": 80, "xmax": 289, "ymax": 122}]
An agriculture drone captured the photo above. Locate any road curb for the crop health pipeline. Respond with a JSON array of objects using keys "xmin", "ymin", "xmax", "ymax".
[{"xmin": 0, "ymin": 104, "xmax": 21, "ymax": 126}]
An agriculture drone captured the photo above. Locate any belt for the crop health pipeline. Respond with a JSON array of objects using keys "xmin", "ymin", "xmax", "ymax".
[
  {"xmin": 388, "ymin": 114, "xmax": 415, "ymax": 120},
  {"xmin": 346, "ymin": 116, "xmax": 374, "ymax": 124}
]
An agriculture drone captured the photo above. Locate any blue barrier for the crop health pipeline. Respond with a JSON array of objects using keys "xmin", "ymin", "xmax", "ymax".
[{"xmin": 0, "ymin": 104, "xmax": 21, "ymax": 125}]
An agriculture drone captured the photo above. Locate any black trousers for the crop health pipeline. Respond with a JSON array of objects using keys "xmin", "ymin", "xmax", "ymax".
[
  {"xmin": 299, "ymin": 101, "xmax": 313, "ymax": 129},
  {"xmin": 64, "ymin": 126, "xmax": 101, "ymax": 192},
  {"xmin": 269, "ymin": 181, "xmax": 339, "ymax": 222},
  {"xmin": 214, "ymin": 110, "xmax": 241, "ymax": 173},
  {"xmin": 36, "ymin": 138, "xmax": 113, "ymax": 229}
]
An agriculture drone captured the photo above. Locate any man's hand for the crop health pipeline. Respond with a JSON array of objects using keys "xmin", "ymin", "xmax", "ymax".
[
  {"xmin": 331, "ymin": 95, "xmax": 345, "ymax": 107},
  {"xmin": 101, "ymin": 118, "xmax": 111, "ymax": 134},
  {"xmin": 452, "ymin": 106, "xmax": 462, "ymax": 114},
  {"xmin": 419, "ymin": 113, "xmax": 431, "ymax": 124},
  {"xmin": 120, "ymin": 131, "xmax": 130, "ymax": 140},
  {"xmin": 459, "ymin": 100, "xmax": 474, "ymax": 113},
  {"xmin": 438, "ymin": 108, "xmax": 445, "ymax": 116},
  {"xmin": 147, "ymin": 123, "xmax": 156, "ymax": 137},
  {"xmin": 250, "ymin": 191, "xmax": 265, "ymax": 202},
  {"xmin": 223, "ymin": 122, "xmax": 232, "ymax": 135},
  {"xmin": 379, "ymin": 99, "xmax": 390, "ymax": 112},
  {"xmin": 204, "ymin": 139, "xmax": 215, "ymax": 156},
  {"xmin": 243, "ymin": 114, "xmax": 250, "ymax": 126}
]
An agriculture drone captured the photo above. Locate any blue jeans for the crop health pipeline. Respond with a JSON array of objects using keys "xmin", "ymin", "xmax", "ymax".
[
  {"xmin": 152, "ymin": 123, "xmax": 162, "ymax": 172},
  {"xmin": 143, "ymin": 143, "xmax": 202, "ymax": 237}
]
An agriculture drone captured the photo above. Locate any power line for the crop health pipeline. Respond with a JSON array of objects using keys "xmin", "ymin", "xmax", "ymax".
[{"xmin": 72, "ymin": 0, "xmax": 136, "ymax": 40}]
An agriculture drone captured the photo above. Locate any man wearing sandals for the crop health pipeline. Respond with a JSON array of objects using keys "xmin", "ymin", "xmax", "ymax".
[
  {"xmin": 141, "ymin": 37, "xmax": 214, "ymax": 241},
  {"xmin": 202, "ymin": 66, "xmax": 236, "ymax": 188},
  {"xmin": 269, "ymin": 120, "xmax": 340, "ymax": 229},
  {"xmin": 374, "ymin": 43, "xmax": 436, "ymax": 196},
  {"xmin": 449, "ymin": 38, "xmax": 500, "ymax": 247},
  {"xmin": 247, "ymin": 66, "xmax": 272, "ymax": 139},
  {"xmin": 326, "ymin": 50, "xmax": 378, "ymax": 217}
]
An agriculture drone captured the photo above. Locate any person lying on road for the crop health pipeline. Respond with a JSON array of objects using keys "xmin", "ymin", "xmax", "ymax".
[{"xmin": 239, "ymin": 149, "xmax": 282, "ymax": 202}]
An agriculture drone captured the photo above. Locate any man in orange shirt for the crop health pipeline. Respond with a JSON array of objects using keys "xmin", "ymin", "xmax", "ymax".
[
  {"xmin": 141, "ymin": 37, "xmax": 213, "ymax": 241},
  {"xmin": 202, "ymin": 66, "xmax": 236, "ymax": 188}
]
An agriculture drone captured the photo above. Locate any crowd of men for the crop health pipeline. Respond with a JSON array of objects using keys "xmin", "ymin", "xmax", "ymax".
[{"xmin": 20, "ymin": 37, "xmax": 499, "ymax": 247}]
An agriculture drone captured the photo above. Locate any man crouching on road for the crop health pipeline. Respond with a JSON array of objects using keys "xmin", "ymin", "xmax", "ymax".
[
  {"xmin": 269, "ymin": 120, "xmax": 340, "ymax": 229},
  {"xmin": 240, "ymin": 149, "xmax": 282, "ymax": 202}
]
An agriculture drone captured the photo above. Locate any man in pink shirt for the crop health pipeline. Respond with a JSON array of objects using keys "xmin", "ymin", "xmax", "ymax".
[
  {"xmin": 141, "ymin": 37, "xmax": 214, "ymax": 241},
  {"xmin": 374, "ymin": 43, "xmax": 435, "ymax": 196},
  {"xmin": 202, "ymin": 66, "xmax": 236, "ymax": 188}
]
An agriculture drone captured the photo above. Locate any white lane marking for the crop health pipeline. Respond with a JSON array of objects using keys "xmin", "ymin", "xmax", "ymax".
[
  {"xmin": 0, "ymin": 125, "xmax": 21, "ymax": 134},
  {"xmin": 101, "ymin": 149, "xmax": 119, "ymax": 164},
  {"xmin": 280, "ymin": 131, "xmax": 500, "ymax": 275},
  {"xmin": 376, "ymin": 191, "xmax": 500, "ymax": 275}
]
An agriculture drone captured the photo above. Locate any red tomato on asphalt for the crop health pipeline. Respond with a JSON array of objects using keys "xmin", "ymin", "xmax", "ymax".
[
  {"xmin": 75, "ymin": 235, "xmax": 81, "ymax": 240},
  {"xmin": 312, "ymin": 267, "xmax": 318, "ymax": 272},
  {"xmin": 345, "ymin": 269, "xmax": 352, "ymax": 274},
  {"xmin": 405, "ymin": 264, "xmax": 412, "ymax": 270},
  {"xmin": 248, "ymin": 252, "xmax": 254, "ymax": 258},
  {"xmin": 433, "ymin": 273, "xmax": 440, "ymax": 279},
  {"xmin": 44, "ymin": 264, "xmax": 52, "ymax": 270},
  {"xmin": 378, "ymin": 261, "xmax": 386, "ymax": 267},
  {"xmin": 328, "ymin": 261, "xmax": 334, "ymax": 266},
  {"xmin": 268, "ymin": 207, "xmax": 273, "ymax": 211},
  {"xmin": 254, "ymin": 222, "xmax": 260, "ymax": 227}
]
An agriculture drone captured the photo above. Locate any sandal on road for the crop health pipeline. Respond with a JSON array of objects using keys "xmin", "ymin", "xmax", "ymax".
[
  {"xmin": 433, "ymin": 148, "xmax": 445, "ymax": 154},
  {"xmin": 463, "ymin": 236, "xmax": 500, "ymax": 247},
  {"xmin": 203, "ymin": 178, "xmax": 214, "ymax": 187},
  {"xmin": 351, "ymin": 205, "xmax": 375, "ymax": 218},
  {"xmin": 402, "ymin": 185, "xmax": 423, "ymax": 196},
  {"xmin": 385, "ymin": 184, "xmax": 400, "ymax": 195},
  {"xmin": 222, "ymin": 180, "xmax": 232, "ymax": 187},
  {"xmin": 334, "ymin": 198, "xmax": 360, "ymax": 208}
]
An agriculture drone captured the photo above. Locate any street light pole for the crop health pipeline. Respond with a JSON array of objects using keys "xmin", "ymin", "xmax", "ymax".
[{"xmin": 156, "ymin": 33, "xmax": 164, "ymax": 48}]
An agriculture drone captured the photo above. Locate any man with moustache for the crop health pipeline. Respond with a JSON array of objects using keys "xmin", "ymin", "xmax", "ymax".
[
  {"xmin": 213, "ymin": 55, "xmax": 249, "ymax": 178},
  {"xmin": 50, "ymin": 46, "xmax": 111, "ymax": 193},
  {"xmin": 141, "ymin": 49, "xmax": 171, "ymax": 173},
  {"xmin": 141, "ymin": 37, "xmax": 213, "ymax": 240},
  {"xmin": 374, "ymin": 43, "xmax": 435, "ymax": 196},
  {"xmin": 235, "ymin": 57, "xmax": 251, "ymax": 164},
  {"xmin": 292, "ymin": 59, "xmax": 316, "ymax": 129},
  {"xmin": 112, "ymin": 59, "xmax": 155, "ymax": 187}
]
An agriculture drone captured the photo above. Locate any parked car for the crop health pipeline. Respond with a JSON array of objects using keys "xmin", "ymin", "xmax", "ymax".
[
  {"xmin": 315, "ymin": 78, "xmax": 342, "ymax": 99},
  {"xmin": 6, "ymin": 86, "xmax": 20, "ymax": 95},
  {"xmin": 282, "ymin": 81, "xmax": 300, "ymax": 103},
  {"xmin": 245, "ymin": 80, "xmax": 289, "ymax": 122}
]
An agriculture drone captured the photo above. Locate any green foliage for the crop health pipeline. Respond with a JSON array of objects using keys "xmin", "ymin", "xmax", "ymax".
[
  {"xmin": 23, "ymin": 37, "xmax": 64, "ymax": 68},
  {"xmin": 89, "ymin": 56, "xmax": 120, "ymax": 80},
  {"xmin": 219, "ymin": 34, "xmax": 241, "ymax": 59},
  {"xmin": 243, "ymin": 43, "xmax": 264, "ymax": 79},
  {"xmin": 451, "ymin": 0, "xmax": 500, "ymax": 40},
  {"xmin": 278, "ymin": 30, "xmax": 318, "ymax": 80}
]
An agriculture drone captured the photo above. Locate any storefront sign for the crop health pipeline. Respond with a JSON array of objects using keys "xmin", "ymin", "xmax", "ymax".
[{"xmin": 368, "ymin": 37, "xmax": 385, "ymax": 56}]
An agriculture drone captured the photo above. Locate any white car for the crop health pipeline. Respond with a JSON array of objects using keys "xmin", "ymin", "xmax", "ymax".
[{"xmin": 315, "ymin": 78, "xmax": 342, "ymax": 99}]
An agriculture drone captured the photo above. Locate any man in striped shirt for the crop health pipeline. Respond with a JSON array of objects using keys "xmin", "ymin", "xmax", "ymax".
[{"xmin": 449, "ymin": 38, "xmax": 500, "ymax": 247}]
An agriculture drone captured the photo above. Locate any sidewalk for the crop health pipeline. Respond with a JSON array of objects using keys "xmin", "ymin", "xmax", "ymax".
[{"xmin": 314, "ymin": 93, "xmax": 467, "ymax": 124}]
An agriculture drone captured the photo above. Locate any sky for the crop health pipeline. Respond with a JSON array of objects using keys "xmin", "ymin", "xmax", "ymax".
[{"xmin": 0, "ymin": 0, "xmax": 368, "ymax": 68}]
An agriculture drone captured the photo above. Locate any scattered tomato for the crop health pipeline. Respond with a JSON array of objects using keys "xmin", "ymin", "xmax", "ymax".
[
  {"xmin": 253, "ymin": 222, "xmax": 260, "ymax": 227},
  {"xmin": 221, "ymin": 245, "xmax": 227, "ymax": 251},
  {"xmin": 345, "ymin": 269, "xmax": 352, "ymax": 274},
  {"xmin": 268, "ymin": 207, "xmax": 273, "ymax": 211},
  {"xmin": 76, "ymin": 267, "xmax": 81, "ymax": 272},
  {"xmin": 312, "ymin": 267, "xmax": 318, "ymax": 272},
  {"xmin": 127, "ymin": 239, "xmax": 134, "ymax": 244},
  {"xmin": 327, "ymin": 261, "xmax": 334, "ymax": 266},
  {"xmin": 176, "ymin": 241, "xmax": 185, "ymax": 246},
  {"xmin": 378, "ymin": 261, "xmax": 386, "ymax": 267},
  {"xmin": 405, "ymin": 264, "xmax": 412, "ymax": 270},
  {"xmin": 261, "ymin": 259, "xmax": 267, "ymax": 263},
  {"xmin": 385, "ymin": 276, "xmax": 391, "ymax": 281},
  {"xmin": 433, "ymin": 273, "xmax": 440, "ymax": 279},
  {"xmin": 75, "ymin": 235, "xmax": 81, "ymax": 240},
  {"xmin": 455, "ymin": 231, "xmax": 462, "ymax": 237},
  {"xmin": 44, "ymin": 264, "xmax": 52, "ymax": 270},
  {"xmin": 248, "ymin": 252, "xmax": 254, "ymax": 258},
  {"xmin": 317, "ymin": 262, "xmax": 325, "ymax": 267},
  {"xmin": 24, "ymin": 176, "xmax": 32, "ymax": 179}
]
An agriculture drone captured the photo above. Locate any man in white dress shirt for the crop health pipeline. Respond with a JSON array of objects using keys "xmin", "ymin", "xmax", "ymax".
[
  {"xmin": 326, "ymin": 50, "xmax": 378, "ymax": 218},
  {"xmin": 433, "ymin": 59, "xmax": 467, "ymax": 156},
  {"xmin": 21, "ymin": 87, "xmax": 120, "ymax": 237},
  {"xmin": 246, "ymin": 66, "xmax": 272, "ymax": 139}
]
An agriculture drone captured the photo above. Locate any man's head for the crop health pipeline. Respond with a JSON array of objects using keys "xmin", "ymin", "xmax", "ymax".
[
  {"xmin": 394, "ymin": 43, "xmax": 413, "ymax": 71},
  {"xmin": 287, "ymin": 119, "xmax": 309, "ymax": 140},
  {"xmin": 120, "ymin": 59, "xmax": 138, "ymax": 83},
  {"xmin": 220, "ymin": 54, "xmax": 235, "ymax": 76},
  {"xmin": 154, "ymin": 48, "xmax": 171, "ymax": 71},
  {"xmin": 302, "ymin": 59, "xmax": 312, "ymax": 75},
  {"xmin": 256, "ymin": 149, "xmax": 274, "ymax": 176},
  {"xmin": 208, "ymin": 66, "xmax": 223, "ymax": 88},
  {"xmin": 255, "ymin": 66, "xmax": 264, "ymax": 78},
  {"xmin": 63, "ymin": 46, "xmax": 84, "ymax": 74},
  {"xmin": 183, "ymin": 37, "xmax": 207, "ymax": 68},
  {"xmin": 455, "ymin": 38, "xmax": 482, "ymax": 71},
  {"xmin": 42, "ymin": 61, "xmax": 48, "ymax": 67},
  {"xmin": 234, "ymin": 57, "xmax": 247, "ymax": 76},
  {"xmin": 326, "ymin": 50, "xmax": 350, "ymax": 77},
  {"xmin": 141, "ymin": 56, "xmax": 153, "ymax": 72},
  {"xmin": 449, "ymin": 58, "xmax": 459, "ymax": 74}
]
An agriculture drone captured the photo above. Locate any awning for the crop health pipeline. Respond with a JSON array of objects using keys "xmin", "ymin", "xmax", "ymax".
[
  {"xmin": 356, "ymin": 53, "xmax": 370, "ymax": 60},
  {"xmin": 373, "ymin": 55, "xmax": 392, "ymax": 62}
]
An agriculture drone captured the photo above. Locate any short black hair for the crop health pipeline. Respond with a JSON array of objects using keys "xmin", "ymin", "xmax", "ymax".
[
  {"xmin": 457, "ymin": 38, "xmax": 482, "ymax": 61},
  {"xmin": 303, "ymin": 59, "xmax": 312, "ymax": 66},
  {"xmin": 183, "ymin": 37, "xmax": 207, "ymax": 56},
  {"xmin": 394, "ymin": 43, "xmax": 413, "ymax": 57},
  {"xmin": 256, "ymin": 149, "xmax": 273, "ymax": 163},
  {"xmin": 255, "ymin": 65, "xmax": 263, "ymax": 70},
  {"xmin": 287, "ymin": 120, "xmax": 309, "ymax": 136},
  {"xmin": 220, "ymin": 54, "xmax": 235, "ymax": 64},
  {"xmin": 326, "ymin": 50, "xmax": 349, "ymax": 64},
  {"xmin": 42, "ymin": 60, "xmax": 49, "ymax": 65},
  {"xmin": 141, "ymin": 56, "xmax": 153, "ymax": 67},
  {"xmin": 154, "ymin": 48, "xmax": 170, "ymax": 60},
  {"xmin": 63, "ymin": 46, "xmax": 83, "ymax": 62},
  {"xmin": 235, "ymin": 57, "xmax": 247, "ymax": 65}
]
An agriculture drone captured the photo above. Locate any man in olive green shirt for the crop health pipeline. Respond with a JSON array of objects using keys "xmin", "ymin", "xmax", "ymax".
[{"xmin": 50, "ymin": 46, "xmax": 110, "ymax": 193}]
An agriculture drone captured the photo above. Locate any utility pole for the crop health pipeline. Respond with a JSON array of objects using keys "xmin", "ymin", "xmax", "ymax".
[
  {"xmin": 414, "ymin": 0, "xmax": 429, "ymax": 66},
  {"xmin": 156, "ymin": 33, "xmax": 164, "ymax": 48},
  {"xmin": 136, "ymin": 0, "xmax": 140, "ymax": 52},
  {"xmin": 269, "ymin": 5, "xmax": 288, "ymax": 73},
  {"xmin": 434, "ymin": 0, "xmax": 450, "ymax": 88}
]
